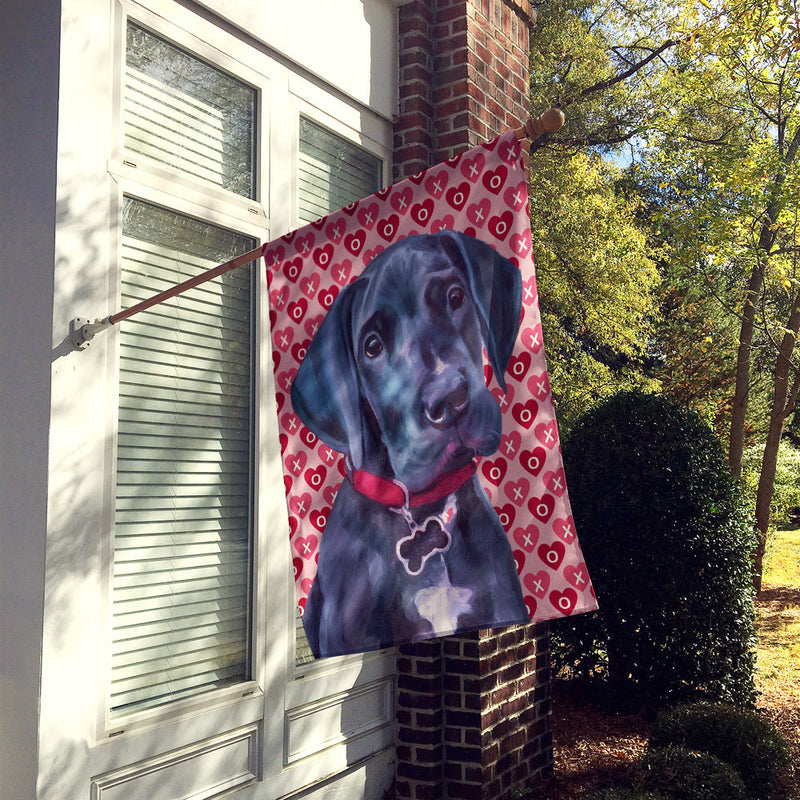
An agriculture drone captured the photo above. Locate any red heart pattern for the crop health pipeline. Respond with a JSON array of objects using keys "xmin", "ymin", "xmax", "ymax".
[
  {"xmin": 466, "ymin": 198, "xmax": 491, "ymax": 227},
  {"xmin": 446, "ymin": 182, "xmax": 471, "ymax": 211},
  {"xmin": 264, "ymin": 130, "xmax": 596, "ymax": 628},
  {"xmin": 513, "ymin": 524, "xmax": 539, "ymax": 552},
  {"xmin": 481, "ymin": 457, "xmax": 507, "ymax": 486},
  {"xmin": 390, "ymin": 186, "xmax": 413, "ymax": 214},
  {"xmin": 505, "ymin": 477, "xmax": 530, "ymax": 506},
  {"xmin": 550, "ymin": 587, "xmax": 578, "ymax": 615},
  {"xmin": 411, "ymin": 198, "xmax": 434, "ymax": 227}
]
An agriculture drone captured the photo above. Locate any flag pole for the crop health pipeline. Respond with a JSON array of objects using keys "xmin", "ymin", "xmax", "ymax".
[
  {"xmin": 70, "ymin": 108, "xmax": 564, "ymax": 349},
  {"xmin": 70, "ymin": 244, "xmax": 265, "ymax": 349}
]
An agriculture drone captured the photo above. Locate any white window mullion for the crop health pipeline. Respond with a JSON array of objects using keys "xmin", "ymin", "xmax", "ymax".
[{"xmin": 294, "ymin": 116, "xmax": 382, "ymax": 665}]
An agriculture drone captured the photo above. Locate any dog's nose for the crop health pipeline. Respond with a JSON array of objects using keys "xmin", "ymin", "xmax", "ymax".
[{"xmin": 424, "ymin": 378, "xmax": 470, "ymax": 430}]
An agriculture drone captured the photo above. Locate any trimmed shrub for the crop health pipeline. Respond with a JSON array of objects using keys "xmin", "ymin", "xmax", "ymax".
[
  {"xmin": 649, "ymin": 701, "xmax": 790, "ymax": 799},
  {"xmin": 632, "ymin": 746, "xmax": 748, "ymax": 800},
  {"xmin": 554, "ymin": 391, "xmax": 757, "ymax": 707}
]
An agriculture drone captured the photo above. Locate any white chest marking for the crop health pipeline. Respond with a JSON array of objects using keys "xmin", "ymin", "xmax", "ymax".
[{"xmin": 413, "ymin": 571, "xmax": 474, "ymax": 631}]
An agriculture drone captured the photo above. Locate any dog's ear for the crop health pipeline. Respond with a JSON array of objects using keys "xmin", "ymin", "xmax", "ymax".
[
  {"xmin": 290, "ymin": 283, "xmax": 365, "ymax": 464},
  {"xmin": 439, "ymin": 231, "xmax": 522, "ymax": 391}
]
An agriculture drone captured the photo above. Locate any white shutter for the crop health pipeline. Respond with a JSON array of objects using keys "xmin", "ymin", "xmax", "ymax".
[
  {"xmin": 124, "ymin": 23, "xmax": 256, "ymax": 199},
  {"xmin": 294, "ymin": 118, "xmax": 382, "ymax": 664},
  {"xmin": 111, "ymin": 198, "xmax": 255, "ymax": 716}
]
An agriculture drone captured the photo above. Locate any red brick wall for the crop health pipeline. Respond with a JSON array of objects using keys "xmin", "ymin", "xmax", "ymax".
[
  {"xmin": 392, "ymin": 3, "xmax": 552, "ymax": 798},
  {"xmin": 396, "ymin": 639, "xmax": 445, "ymax": 799},
  {"xmin": 445, "ymin": 627, "xmax": 553, "ymax": 798},
  {"xmin": 395, "ymin": 627, "xmax": 553, "ymax": 800},
  {"xmin": 394, "ymin": 0, "xmax": 534, "ymax": 181},
  {"xmin": 394, "ymin": 0, "xmax": 435, "ymax": 178}
]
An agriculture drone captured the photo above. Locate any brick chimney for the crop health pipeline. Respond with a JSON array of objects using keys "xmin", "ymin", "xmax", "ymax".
[
  {"xmin": 393, "ymin": 0, "xmax": 536, "ymax": 180},
  {"xmin": 392, "ymin": 3, "xmax": 554, "ymax": 799}
]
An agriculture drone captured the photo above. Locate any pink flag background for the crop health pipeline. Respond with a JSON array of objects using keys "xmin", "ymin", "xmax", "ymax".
[{"xmin": 266, "ymin": 129, "xmax": 597, "ymax": 632}]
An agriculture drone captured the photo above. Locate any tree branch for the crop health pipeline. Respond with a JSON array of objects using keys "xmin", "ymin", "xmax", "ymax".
[
  {"xmin": 530, "ymin": 130, "xmax": 638, "ymax": 155},
  {"xmin": 557, "ymin": 39, "xmax": 678, "ymax": 108},
  {"xmin": 683, "ymin": 128, "xmax": 737, "ymax": 146}
]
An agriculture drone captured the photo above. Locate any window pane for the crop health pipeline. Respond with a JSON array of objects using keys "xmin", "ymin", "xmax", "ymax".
[
  {"xmin": 111, "ymin": 197, "xmax": 255, "ymax": 715},
  {"xmin": 125, "ymin": 23, "xmax": 256, "ymax": 198},
  {"xmin": 298, "ymin": 117, "xmax": 382, "ymax": 223},
  {"xmin": 295, "ymin": 119, "xmax": 383, "ymax": 664}
]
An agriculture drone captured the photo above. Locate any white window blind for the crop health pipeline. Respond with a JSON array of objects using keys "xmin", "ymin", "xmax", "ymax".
[
  {"xmin": 294, "ymin": 118, "xmax": 382, "ymax": 664},
  {"xmin": 298, "ymin": 117, "xmax": 382, "ymax": 224},
  {"xmin": 124, "ymin": 23, "xmax": 256, "ymax": 199},
  {"xmin": 111, "ymin": 23, "xmax": 259, "ymax": 717},
  {"xmin": 110, "ymin": 198, "xmax": 256, "ymax": 716}
]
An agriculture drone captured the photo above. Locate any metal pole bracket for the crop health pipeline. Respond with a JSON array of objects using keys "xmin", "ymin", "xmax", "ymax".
[{"xmin": 70, "ymin": 317, "xmax": 112, "ymax": 350}]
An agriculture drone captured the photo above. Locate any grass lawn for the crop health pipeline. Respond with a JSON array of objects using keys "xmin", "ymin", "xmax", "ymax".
[
  {"xmin": 762, "ymin": 528, "xmax": 800, "ymax": 588},
  {"xmin": 757, "ymin": 528, "xmax": 800, "ymax": 701},
  {"xmin": 755, "ymin": 527, "xmax": 800, "ymax": 800}
]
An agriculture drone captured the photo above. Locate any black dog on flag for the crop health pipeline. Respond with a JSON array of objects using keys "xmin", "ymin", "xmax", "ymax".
[{"xmin": 291, "ymin": 231, "xmax": 529, "ymax": 657}]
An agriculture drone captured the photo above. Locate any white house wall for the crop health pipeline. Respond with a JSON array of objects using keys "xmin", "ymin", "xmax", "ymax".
[
  {"xmin": 0, "ymin": 0, "xmax": 61, "ymax": 797},
  {"xmin": 193, "ymin": 0, "xmax": 398, "ymax": 121},
  {"xmin": 0, "ymin": 1, "xmax": 399, "ymax": 799}
]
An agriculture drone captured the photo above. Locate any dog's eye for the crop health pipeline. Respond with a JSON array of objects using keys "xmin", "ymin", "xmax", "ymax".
[
  {"xmin": 364, "ymin": 333, "xmax": 383, "ymax": 359},
  {"xmin": 448, "ymin": 285, "xmax": 466, "ymax": 310}
]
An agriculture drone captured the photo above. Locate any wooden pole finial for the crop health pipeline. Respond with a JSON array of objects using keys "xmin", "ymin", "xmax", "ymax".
[{"xmin": 515, "ymin": 108, "xmax": 565, "ymax": 141}]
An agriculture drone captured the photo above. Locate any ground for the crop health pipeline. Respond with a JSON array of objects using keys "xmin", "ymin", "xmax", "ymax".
[
  {"xmin": 755, "ymin": 581, "xmax": 800, "ymax": 800},
  {"xmin": 538, "ymin": 680, "xmax": 651, "ymax": 799},
  {"xmin": 536, "ymin": 528, "xmax": 800, "ymax": 800}
]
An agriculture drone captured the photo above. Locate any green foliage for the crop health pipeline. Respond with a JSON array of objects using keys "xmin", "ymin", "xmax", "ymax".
[
  {"xmin": 527, "ymin": 0, "xmax": 800, "ymax": 592},
  {"xmin": 631, "ymin": 747, "xmax": 748, "ymax": 800},
  {"xmin": 647, "ymin": 262, "xmax": 746, "ymax": 441},
  {"xmin": 529, "ymin": 0, "xmax": 681, "ymax": 154},
  {"xmin": 529, "ymin": 153, "xmax": 660, "ymax": 430},
  {"xmin": 633, "ymin": 0, "xmax": 800, "ymax": 458},
  {"xmin": 554, "ymin": 391, "xmax": 757, "ymax": 706},
  {"xmin": 649, "ymin": 702, "xmax": 790, "ymax": 799},
  {"xmin": 741, "ymin": 439, "xmax": 800, "ymax": 526},
  {"xmin": 526, "ymin": 0, "xmax": 669, "ymax": 430}
]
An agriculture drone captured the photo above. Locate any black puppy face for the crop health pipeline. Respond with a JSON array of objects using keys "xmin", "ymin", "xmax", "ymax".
[
  {"xmin": 291, "ymin": 231, "xmax": 522, "ymax": 490},
  {"xmin": 351, "ymin": 240, "xmax": 501, "ymax": 492}
]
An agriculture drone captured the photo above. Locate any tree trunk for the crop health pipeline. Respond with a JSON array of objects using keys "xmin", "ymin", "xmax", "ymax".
[
  {"xmin": 729, "ymin": 264, "xmax": 765, "ymax": 478},
  {"xmin": 753, "ymin": 300, "xmax": 800, "ymax": 593},
  {"xmin": 728, "ymin": 127, "xmax": 800, "ymax": 479}
]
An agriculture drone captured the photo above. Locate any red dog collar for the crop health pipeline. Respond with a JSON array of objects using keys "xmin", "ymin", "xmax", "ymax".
[{"xmin": 350, "ymin": 460, "xmax": 477, "ymax": 509}]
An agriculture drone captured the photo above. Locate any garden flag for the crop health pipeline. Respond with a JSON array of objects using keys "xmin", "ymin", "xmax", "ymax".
[{"xmin": 266, "ymin": 129, "xmax": 597, "ymax": 658}]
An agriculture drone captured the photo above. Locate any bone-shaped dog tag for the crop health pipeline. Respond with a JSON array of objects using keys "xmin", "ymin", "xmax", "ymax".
[{"xmin": 396, "ymin": 517, "xmax": 452, "ymax": 576}]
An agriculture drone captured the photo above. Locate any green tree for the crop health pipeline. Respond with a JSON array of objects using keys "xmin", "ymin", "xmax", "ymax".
[
  {"xmin": 529, "ymin": 0, "xmax": 799, "ymax": 590},
  {"xmin": 527, "ymin": 0, "xmax": 671, "ymax": 427},
  {"xmin": 529, "ymin": 0, "xmax": 682, "ymax": 156},
  {"xmin": 635, "ymin": 0, "xmax": 800, "ymax": 589},
  {"xmin": 528, "ymin": 151, "xmax": 659, "ymax": 428},
  {"xmin": 741, "ymin": 438, "xmax": 800, "ymax": 525},
  {"xmin": 651, "ymin": 282, "xmax": 740, "ymax": 437}
]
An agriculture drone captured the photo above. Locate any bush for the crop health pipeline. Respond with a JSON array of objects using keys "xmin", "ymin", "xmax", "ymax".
[
  {"xmin": 554, "ymin": 391, "xmax": 757, "ymax": 707},
  {"xmin": 632, "ymin": 746, "xmax": 748, "ymax": 800},
  {"xmin": 649, "ymin": 702, "xmax": 790, "ymax": 799}
]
